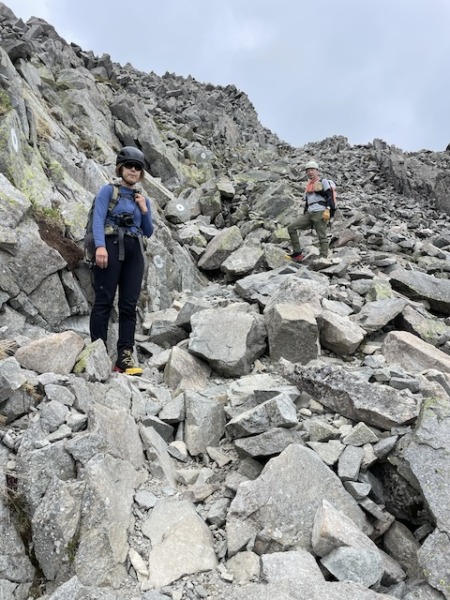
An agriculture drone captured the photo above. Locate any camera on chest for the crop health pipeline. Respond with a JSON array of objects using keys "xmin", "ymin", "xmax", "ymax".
[{"xmin": 116, "ymin": 212, "xmax": 134, "ymax": 227}]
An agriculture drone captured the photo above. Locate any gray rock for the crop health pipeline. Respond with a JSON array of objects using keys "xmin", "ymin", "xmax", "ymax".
[
  {"xmin": 337, "ymin": 445, "xmax": 364, "ymax": 481},
  {"xmin": 266, "ymin": 303, "xmax": 319, "ymax": 363},
  {"xmin": 384, "ymin": 521, "xmax": 422, "ymax": 579},
  {"xmin": 401, "ymin": 395, "xmax": 450, "ymax": 533},
  {"xmin": 207, "ymin": 580, "xmax": 394, "ymax": 600},
  {"xmin": 164, "ymin": 198, "xmax": 191, "ymax": 224},
  {"xmin": 398, "ymin": 304, "xmax": 450, "ymax": 347},
  {"xmin": 2, "ymin": 10, "xmax": 450, "ymax": 599},
  {"xmin": 234, "ymin": 427, "xmax": 306, "ymax": 458},
  {"xmin": 184, "ymin": 389, "xmax": 227, "ymax": 456},
  {"xmin": 353, "ymin": 297, "xmax": 407, "ymax": 333},
  {"xmin": 140, "ymin": 415, "xmax": 174, "ymax": 442},
  {"xmin": 0, "ymin": 357, "xmax": 27, "ymax": 402},
  {"xmin": 44, "ymin": 384, "xmax": 76, "ymax": 406},
  {"xmin": 343, "ymin": 422, "xmax": 379, "ymax": 446},
  {"xmin": 226, "ymin": 444, "xmax": 370, "ymax": 556},
  {"xmin": 235, "ymin": 269, "xmax": 291, "ymax": 307},
  {"xmin": 139, "ymin": 425, "xmax": 178, "ymax": 488},
  {"xmin": 0, "ymin": 476, "xmax": 35, "ymax": 583},
  {"xmin": 17, "ymin": 438, "xmax": 76, "ymax": 514},
  {"xmin": 307, "ymin": 419, "xmax": 339, "ymax": 442},
  {"xmin": 74, "ymin": 454, "xmax": 140, "ymax": 587},
  {"xmin": 382, "ymin": 330, "xmax": 450, "ymax": 373},
  {"xmin": 226, "ymin": 392, "xmax": 298, "ymax": 438},
  {"xmin": 261, "ymin": 549, "xmax": 325, "ymax": 585},
  {"xmin": 14, "ymin": 331, "xmax": 84, "ymax": 375},
  {"xmin": 134, "ymin": 490, "xmax": 158, "ymax": 510},
  {"xmin": 66, "ymin": 403, "xmax": 145, "ymax": 469},
  {"xmin": 158, "ymin": 394, "xmax": 185, "ymax": 423},
  {"xmin": 344, "ymin": 481, "xmax": 372, "ymax": 500},
  {"xmin": 307, "ymin": 440, "xmax": 345, "ymax": 466},
  {"xmin": 141, "ymin": 498, "xmax": 217, "ymax": 589},
  {"xmin": 32, "ymin": 479, "xmax": 85, "ymax": 582},
  {"xmin": 312, "ymin": 499, "xmax": 405, "ymax": 585},
  {"xmin": 39, "ymin": 400, "xmax": 69, "ymax": 433},
  {"xmin": 321, "ymin": 546, "xmax": 383, "ymax": 587},
  {"xmin": 285, "ymin": 363, "xmax": 421, "ymax": 430},
  {"xmin": 403, "ymin": 581, "xmax": 446, "ymax": 600},
  {"xmin": 226, "ymin": 550, "xmax": 260, "ymax": 585},
  {"xmin": 373, "ymin": 435, "xmax": 399, "ymax": 459},
  {"xmin": 206, "ymin": 498, "xmax": 230, "ymax": 527},
  {"xmin": 221, "ymin": 242, "xmax": 265, "ymax": 278},
  {"xmin": 197, "ymin": 226, "xmax": 243, "ymax": 270},
  {"xmin": 390, "ymin": 269, "xmax": 450, "ymax": 315},
  {"xmin": 189, "ymin": 304, "xmax": 267, "ymax": 377},
  {"xmin": 418, "ymin": 529, "xmax": 450, "ymax": 600},
  {"xmin": 163, "ymin": 346, "xmax": 211, "ymax": 393},
  {"xmin": 264, "ymin": 275, "xmax": 328, "ymax": 316},
  {"xmin": 318, "ymin": 310, "xmax": 366, "ymax": 355},
  {"xmin": 43, "ymin": 575, "xmax": 121, "ymax": 599}
]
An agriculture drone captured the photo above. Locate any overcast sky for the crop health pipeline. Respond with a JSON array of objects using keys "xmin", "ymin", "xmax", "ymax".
[{"xmin": 5, "ymin": 0, "xmax": 450, "ymax": 152}]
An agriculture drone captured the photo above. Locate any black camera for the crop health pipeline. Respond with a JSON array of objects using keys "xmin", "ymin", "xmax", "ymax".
[{"xmin": 117, "ymin": 213, "xmax": 134, "ymax": 227}]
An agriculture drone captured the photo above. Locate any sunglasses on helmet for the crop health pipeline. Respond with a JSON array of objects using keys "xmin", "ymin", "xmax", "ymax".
[{"xmin": 122, "ymin": 161, "xmax": 143, "ymax": 171}]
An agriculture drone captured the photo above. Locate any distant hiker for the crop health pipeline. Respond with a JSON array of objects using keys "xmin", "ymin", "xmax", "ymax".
[
  {"xmin": 287, "ymin": 160, "xmax": 336, "ymax": 261},
  {"xmin": 89, "ymin": 146, "xmax": 154, "ymax": 375}
]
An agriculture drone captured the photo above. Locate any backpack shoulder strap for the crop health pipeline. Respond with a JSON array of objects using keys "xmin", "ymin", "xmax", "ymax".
[{"xmin": 106, "ymin": 182, "xmax": 121, "ymax": 213}]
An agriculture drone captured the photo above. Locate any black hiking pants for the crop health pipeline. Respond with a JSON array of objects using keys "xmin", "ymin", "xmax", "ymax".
[{"xmin": 90, "ymin": 234, "xmax": 144, "ymax": 353}]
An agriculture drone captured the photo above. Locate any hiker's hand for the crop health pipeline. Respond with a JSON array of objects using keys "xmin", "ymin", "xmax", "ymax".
[
  {"xmin": 96, "ymin": 247, "xmax": 108, "ymax": 269},
  {"xmin": 322, "ymin": 209, "xmax": 330, "ymax": 222},
  {"xmin": 134, "ymin": 193, "xmax": 148, "ymax": 214}
]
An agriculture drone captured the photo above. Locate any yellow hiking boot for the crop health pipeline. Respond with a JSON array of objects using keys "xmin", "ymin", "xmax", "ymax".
[{"xmin": 113, "ymin": 348, "xmax": 143, "ymax": 376}]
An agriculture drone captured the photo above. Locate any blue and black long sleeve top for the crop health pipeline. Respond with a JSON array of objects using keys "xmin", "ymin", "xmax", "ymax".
[{"xmin": 92, "ymin": 183, "xmax": 154, "ymax": 249}]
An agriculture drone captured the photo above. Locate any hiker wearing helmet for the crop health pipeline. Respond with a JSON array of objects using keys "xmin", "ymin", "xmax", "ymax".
[
  {"xmin": 89, "ymin": 146, "xmax": 154, "ymax": 375},
  {"xmin": 287, "ymin": 160, "xmax": 335, "ymax": 261}
]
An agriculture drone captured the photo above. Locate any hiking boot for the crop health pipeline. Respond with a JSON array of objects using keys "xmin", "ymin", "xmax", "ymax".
[
  {"xmin": 287, "ymin": 252, "xmax": 305, "ymax": 263},
  {"xmin": 113, "ymin": 348, "xmax": 143, "ymax": 376}
]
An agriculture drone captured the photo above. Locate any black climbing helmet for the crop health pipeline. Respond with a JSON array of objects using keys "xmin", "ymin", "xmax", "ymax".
[{"xmin": 116, "ymin": 146, "xmax": 145, "ymax": 168}]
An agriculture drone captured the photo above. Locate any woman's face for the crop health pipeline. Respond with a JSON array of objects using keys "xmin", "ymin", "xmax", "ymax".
[{"xmin": 121, "ymin": 161, "xmax": 143, "ymax": 185}]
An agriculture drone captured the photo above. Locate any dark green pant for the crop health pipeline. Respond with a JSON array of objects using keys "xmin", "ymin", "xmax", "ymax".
[{"xmin": 287, "ymin": 210, "xmax": 329, "ymax": 256}]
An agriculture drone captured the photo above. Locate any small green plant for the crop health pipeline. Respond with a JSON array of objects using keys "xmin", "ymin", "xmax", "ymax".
[
  {"xmin": 67, "ymin": 523, "xmax": 81, "ymax": 563},
  {"xmin": 5, "ymin": 477, "xmax": 31, "ymax": 542},
  {"xmin": 30, "ymin": 204, "xmax": 64, "ymax": 228},
  {"xmin": 20, "ymin": 381, "xmax": 45, "ymax": 403}
]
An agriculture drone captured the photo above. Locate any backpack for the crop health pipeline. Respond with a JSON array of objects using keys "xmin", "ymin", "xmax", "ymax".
[
  {"xmin": 326, "ymin": 179, "xmax": 337, "ymax": 217},
  {"xmin": 84, "ymin": 182, "xmax": 121, "ymax": 265}
]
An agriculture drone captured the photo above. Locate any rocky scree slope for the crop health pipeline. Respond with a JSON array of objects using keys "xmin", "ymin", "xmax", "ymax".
[{"xmin": 0, "ymin": 3, "xmax": 450, "ymax": 600}]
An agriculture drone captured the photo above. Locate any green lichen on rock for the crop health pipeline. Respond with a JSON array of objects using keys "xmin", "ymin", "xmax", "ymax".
[
  {"xmin": 366, "ymin": 280, "xmax": 393, "ymax": 301},
  {"xmin": 0, "ymin": 89, "xmax": 12, "ymax": 116},
  {"xmin": 416, "ymin": 319, "xmax": 449, "ymax": 345},
  {"xmin": 48, "ymin": 160, "xmax": 66, "ymax": 186},
  {"xmin": 179, "ymin": 161, "xmax": 214, "ymax": 186},
  {"xmin": 72, "ymin": 346, "xmax": 95, "ymax": 374}
]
